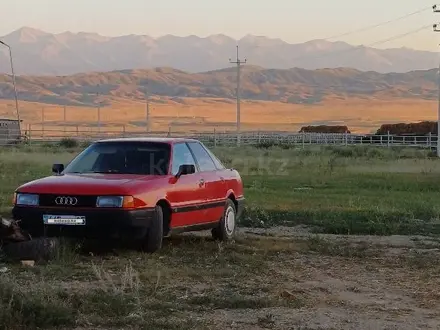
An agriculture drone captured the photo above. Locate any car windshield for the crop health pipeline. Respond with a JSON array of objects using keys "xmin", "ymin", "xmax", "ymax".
[{"xmin": 64, "ymin": 141, "xmax": 171, "ymax": 175}]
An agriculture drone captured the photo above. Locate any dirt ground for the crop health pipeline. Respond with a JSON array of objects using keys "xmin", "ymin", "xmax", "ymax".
[
  {"xmin": 2, "ymin": 226, "xmax": 440, "ymax": 329},
  {"xmin": 1, "ymin": 97, "xmax": 437, "ymax": 134},
  {"xmin": 189, "ymin": 226, "xmax": 440, "ymax": 330}
]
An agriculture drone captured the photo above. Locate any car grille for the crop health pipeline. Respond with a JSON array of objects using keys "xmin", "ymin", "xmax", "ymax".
[{"xmin": 39, "ymin": 194, "xmax": 97, "ymax": 207}]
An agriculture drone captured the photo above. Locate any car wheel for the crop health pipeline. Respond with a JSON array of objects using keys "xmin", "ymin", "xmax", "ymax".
[
  {"xmin": 212, "ymin": 199, "xmax": 237, "ymax": 241},
  {"xmin": 143, "ymin": 205, "xmax": 164, "ymax": 253}
]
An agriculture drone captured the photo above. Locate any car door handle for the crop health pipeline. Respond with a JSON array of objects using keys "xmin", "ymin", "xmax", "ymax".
[
  {"xmin": 198, "ymin": 179, "xmax": 205, "ymax": 186},
  {"xmin": 220, "ymin": 176, "xmax": 225, "ymax": 182}
]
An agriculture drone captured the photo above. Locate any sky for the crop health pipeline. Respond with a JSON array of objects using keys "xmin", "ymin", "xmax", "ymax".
[{"xmin": 0, "ymin": 0, "xmax": 437, "ymax": 51}]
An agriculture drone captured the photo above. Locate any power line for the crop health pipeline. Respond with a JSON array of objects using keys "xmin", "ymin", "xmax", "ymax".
[
  {"xmin": 322, "ymin": 6, "xmax": 431, "ymax": 40},
  {"xmin": 239, "ymin": 7, "xmax": 430, "ymax": 62},
  {"xmin": 291, "ymin": 24, "xmax": 431, "ymax": 63},
  {"xmin": 368, "ymin": 24, "xmax": 431, "ymax": 47}
]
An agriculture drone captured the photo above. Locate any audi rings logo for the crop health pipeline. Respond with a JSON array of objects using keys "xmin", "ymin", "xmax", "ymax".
[{"xmin": 55, "ymin": 196, "xmax": 78, "ymax": 206}]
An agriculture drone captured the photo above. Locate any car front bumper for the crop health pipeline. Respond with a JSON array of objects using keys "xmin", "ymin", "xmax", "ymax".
[{"xmin": 12, "ymin": 206, "xmax": 156, "ymax": 240}]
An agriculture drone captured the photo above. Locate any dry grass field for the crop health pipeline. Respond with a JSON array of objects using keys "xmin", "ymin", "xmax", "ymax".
[
  {"xmin": 1, "ymin": 145, "xmax": 440, "ymax": 329},
  {"xmin": 2, "ymin": 229, "xmax": 440, "ymax": 330},
  {"xmin": 0, "ymin": 97, "xmax": 437, "ymax": 135}
]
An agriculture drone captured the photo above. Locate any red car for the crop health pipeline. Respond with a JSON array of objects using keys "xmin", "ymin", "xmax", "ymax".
[{"xmin": 11, "ymin": 138, "xmax": 245, "ymax": 252}]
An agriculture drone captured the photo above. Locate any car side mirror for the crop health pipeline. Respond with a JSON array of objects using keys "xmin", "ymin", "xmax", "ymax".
[
  {"xmin": 175, "ymin": 164, "xmax": 195, "ymax": 178},
  {"xmin": 52, "ymin": 163, "xmax": 64, "ymax": 174}
]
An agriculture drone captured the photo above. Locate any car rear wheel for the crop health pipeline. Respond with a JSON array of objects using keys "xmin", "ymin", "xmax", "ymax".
[
  {"xmin": 142, "ymin": 205, "xmax": 164, "ymax": 253},
  {"xmin": 212, "ymin": 199, "xmax": 236, "ymax": 241}
]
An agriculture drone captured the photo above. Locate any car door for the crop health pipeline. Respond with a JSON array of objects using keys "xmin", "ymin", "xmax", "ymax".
[
  {"xmin": 167, "ymin": 142, "xmax": 207, "ymax": 228},
  {"xmin": 187, "ymin": 141, "xmax": 225, "ymax": 223}
]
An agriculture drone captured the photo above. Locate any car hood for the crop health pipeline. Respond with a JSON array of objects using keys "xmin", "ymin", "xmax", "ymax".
[{"xmin": 16, "ymin": 173, "xmax": 163, "ymax": 195}]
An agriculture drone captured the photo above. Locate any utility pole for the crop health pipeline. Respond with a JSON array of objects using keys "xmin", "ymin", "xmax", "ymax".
[
  {"xmin": 96, "ymin": 84, "xmax": 101, "ymax": 133},
  {"xmin": 145, "ymin": 81, "xmax": 150, "ymax": 133},
  {"xmin": 63, "ymin": 105, "xmax": 67, "ymax": 134},
  {"xmin": 0, "ymin": 40, "xmax": 20, "ymax": 134},
  {"xmin": 433, "ymin": 5, "xmax": 440, "ymax": 157},
  {"xmin": 41, "ymin": 106, "xmax": 45, "ymax": 137},
  {"xmin": 229, "ymin": 45, "xmax": 246, "ymax": 146}
]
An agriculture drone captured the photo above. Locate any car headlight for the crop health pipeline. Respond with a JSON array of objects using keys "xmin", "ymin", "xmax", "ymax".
[
  {"xmin": 16, "ymin": 193, "xmax": 39, "ymax": 206},
  {"xmin": 96, "ymin": 196, "xmax": 124, "ymax": 208}
]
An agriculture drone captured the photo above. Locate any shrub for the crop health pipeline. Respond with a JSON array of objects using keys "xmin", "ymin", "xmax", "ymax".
[{"xmin": 58, "ymin": 138, "xmax": 79, "ymax": 148}]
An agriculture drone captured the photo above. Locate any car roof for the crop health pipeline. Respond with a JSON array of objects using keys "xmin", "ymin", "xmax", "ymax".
[{"xmin": 95, "ymin": 137, "xmax": 200, "ymax": 144}]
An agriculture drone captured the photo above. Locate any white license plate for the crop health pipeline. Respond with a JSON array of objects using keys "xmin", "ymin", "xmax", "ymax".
[{"xmin": 43, "ymin": 215, "xmax": 86, "ymax": 226}]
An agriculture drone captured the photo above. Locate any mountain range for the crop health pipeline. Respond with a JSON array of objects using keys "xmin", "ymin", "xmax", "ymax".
[
  {"xmin": 0, "ymin": 27, "xmax": 438, "ymax": 76},
  {"xmin": 0, "ymin": 66, "xmax": 437, "ymax": 106}
]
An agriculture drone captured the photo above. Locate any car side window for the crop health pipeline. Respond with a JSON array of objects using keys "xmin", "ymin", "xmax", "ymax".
[
  {"xmin": 188, "ymin": 142, "xmax": 217, "ymax": 172},
  {"xmin": 172, "ymin": 143, "xmax": 197, "ymax": 175},
  {"xmin": 204, "ymin": 145, "xmax": 225, "ymax": 170}
]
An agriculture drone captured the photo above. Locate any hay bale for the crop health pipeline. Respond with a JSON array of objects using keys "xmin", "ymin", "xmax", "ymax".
[
  {"xmin": 299, "ymin": 125, "xmax": 350, "ymax": 134},
  {"xmin": 376, "ymin": 121, "xmax": 437, "ymax": 135}
]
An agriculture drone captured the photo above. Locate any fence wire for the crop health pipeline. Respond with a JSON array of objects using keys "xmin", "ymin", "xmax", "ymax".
[{"xmin": 0, "ymin": 128, "xmax": 437, "ymax": 149}]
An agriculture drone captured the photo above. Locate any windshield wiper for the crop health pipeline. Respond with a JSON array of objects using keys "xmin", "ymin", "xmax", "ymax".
[
  {"xmin": 67, "ymin": 170, "xmax": 120, "ymax": 174},
  {"xmin": 90, "ymin": 170, "xmax": 120, "ymax": 173}
]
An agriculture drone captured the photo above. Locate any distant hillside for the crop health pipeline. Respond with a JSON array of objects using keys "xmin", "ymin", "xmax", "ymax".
[
  {"xmin": 0, "ymin": 66, "xmax": 437, "ymax": 106},
  {"xmin": 0, "ymin": 27, "xmax": 438, "ymax": 75}
]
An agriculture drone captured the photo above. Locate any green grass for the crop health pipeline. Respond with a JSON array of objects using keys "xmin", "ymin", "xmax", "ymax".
[
  {"xmin": 2, "ymin": 143, "xmax": 440, "ymax": 329},
  {"xmin": 1, "ymin": 144, "xmax": 440, "ymax": 235},
  {"xmin": 214, "ymin": 145, "xmax": 440, "ymax": 235}
]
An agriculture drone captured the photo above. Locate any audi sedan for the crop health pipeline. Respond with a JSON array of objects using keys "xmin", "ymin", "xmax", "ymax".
[{"xmin": 11, "ymin": 137, "xmax": 245, "ymax": 252}]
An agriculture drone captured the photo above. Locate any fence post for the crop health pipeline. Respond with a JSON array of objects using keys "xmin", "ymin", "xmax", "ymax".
[
  {"xmin": 214, "ymin": 128, "xmax": 217, "ymax": 148},
  {"xmin": 122, "ymin": 125, "xmax": 126, "ymax": 137},
  {"xmin": 429, "ymin": 132, "xmax": 432, "ymax": 149},
  {"xmin": 302, "ymin": 131, "xmax": 305, "ymax": 149},
  {"xmin": 344, "ymin": 131, "xmax": 348, "ymax": 146},
  {"xmin": 76, "ymin": 125, "xmax": 79, "ymax": 138},
  {"xmin": 387, "ymin": 131, "xmax": 390, "ymax": 148},
  {"xmin": 168, "ymin": 126, "xmax": 171, "ymax": 137}
]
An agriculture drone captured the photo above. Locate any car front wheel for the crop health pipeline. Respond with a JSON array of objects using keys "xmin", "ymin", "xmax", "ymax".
[
  {"xmin": 142, "ymin": 205, "xmax": 164, "ymax": 253},
  {"xmin": 212, "ymin": 199, "xmax": 236, "ymax": 241}
]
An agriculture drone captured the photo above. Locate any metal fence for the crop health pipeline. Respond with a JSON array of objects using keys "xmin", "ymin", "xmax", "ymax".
[{"xmin": 0, "ymin": 127, "xmax": 438, "ymax": 149}]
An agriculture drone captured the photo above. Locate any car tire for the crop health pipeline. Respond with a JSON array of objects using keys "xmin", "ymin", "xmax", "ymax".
[
  {"xmin": 212, "ymin": 199, "xmax": 237, "ymax": 241},
  {"xmin": 142, "ymin": 205, "xmax": 164, "ymax": 253}
]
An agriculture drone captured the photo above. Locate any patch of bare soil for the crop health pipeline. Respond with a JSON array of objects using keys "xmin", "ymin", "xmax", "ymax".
[
  {"xmin": 1, "ymin": 226, "xmax": 440, "ymax": 329},
  {"xmin": 191, "ymin": 227, "xmax": 440, "ymax": 329}
]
